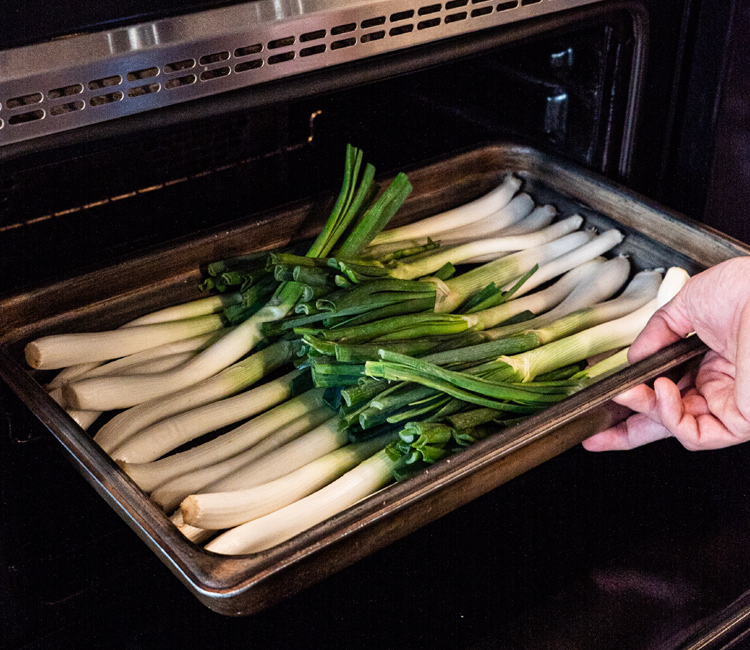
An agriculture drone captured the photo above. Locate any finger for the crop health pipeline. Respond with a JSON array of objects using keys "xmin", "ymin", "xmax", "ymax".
[
  {"xmin": 735, "ymin": 299, "xmax": 750, "ymax": 422},
  {"xmin": 583, "ymin": 413, "xmax": 672, "ymax": 451},
  {"xmin": 612, "ymin": 384, "xmax": 657, "ymax": 413},
  {"xmin": 628, "ymin": 290, "xmax": 694, "ymax": 363},
  {"xmin": 653, "ymin": 377, "xmax": 743, "ymax": 450}
]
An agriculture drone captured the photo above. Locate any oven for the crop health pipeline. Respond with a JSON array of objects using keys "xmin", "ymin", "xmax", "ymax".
[{"xmin": 2, "ymin": 0, "xmax": 750, "ymax": 648}]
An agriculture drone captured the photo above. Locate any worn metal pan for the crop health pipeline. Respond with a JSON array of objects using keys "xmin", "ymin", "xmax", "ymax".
[{"xmin": 0, "ymin": 142, "xmax": 745, "ymax": 615}]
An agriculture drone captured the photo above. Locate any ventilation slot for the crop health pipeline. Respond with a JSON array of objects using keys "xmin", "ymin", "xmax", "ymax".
[
  {"xmin": 390, "ymin": 24, "xmax": 415, "ymax": 35},
  {"xmin": 471, "ymin": 6, "xmax": 493, "ymax": 16},
  {"xmin": 200, "ymin": 67, "xmax": 230, "ymax": 81},
  {"xmin": 268, "ymin": 37, "xmax": 295, "ymax": 49},
  {"xmin": 361, "ymin": 31, "xmax": 386, "ymax": 43},
  {"xmin": 48, "ymin": 84, "xmax": 83, "ymax": 100},
  {"xmin": 199, "ymin": 51, "xmax": 229, "ymax": 65},
  {"xmin": 128, "ymin": 83, "xmax": 160, "ymax": 98},
  {"xmin": 391, "ymin": 10, "xmax": 415, "ymax": 21},
  {"xmin": 446, "ymin": 0, "xmax": 468, "ymax": 7},
  {"xmin": 89, "ymin": 92, "xmax": 123, "ymax": 106},
  {"xmin": 50, "ymin": 100, "xmax": 84, "ymax": 116},
  {"xmin": 497, "ymin": 1, "xmax": 519, "ymax": 9},
  {"xmin": 521, "ymin": 0, "xmax": 541, "ymax": 4},
  {"xmin": 165, "ymin": 74, "xmax": 197, "ymax": 89},
  {"xmin": 331, "ymin": 23, "xmax": 356, "ymax": 35},
  {"xmin": 6, "ymin": 93, "xmax": 43, "ymax": 109},
  {"xmin": 418, "ymin": 4, "xmax": 442, "ymax": 14},
  {"xmin": 445, "ymin": 11, "xmax": 468, "ymax": 22},
  {"xmin": 8, "ymin": 109, "xmax": 45, "ymax": 125},
  {"xmin": 235, "ymin": 44, "xmax": 263, "ymax": 56},
  {"xmin": 164, "ymin": 59, "xmax": 195, "ymax": 73},
  {"xmin": 300, "ymin": 30, "xmax": 326, "ymax": 42},
  {"xmin": 418, "ymin": 18, "xmax": 441, "ymax": 28},
  {"xmin": 126, "ymin": 67, "xmax": 159, "ymax": 81},
  {"xmin": 331, "ymin": 38, "xmax": 356, "ymax": 50},
  {"xmin": 361, "ymin": 17, "xmax": 386, "ymax": 28},
  {"xmin": 88, "ymin": 75, "xmax": 122, "ymax": 90},
  {"xmin": 301, "ymin": 45, "xmax": 326, "ymax": 57},
  {"xmin": 235, "ymin": 60, "xmax": 263, "ymax": 72},
  {"xmin": 268, "ymin": 52, "xmax": 295, "ymax": 64}
]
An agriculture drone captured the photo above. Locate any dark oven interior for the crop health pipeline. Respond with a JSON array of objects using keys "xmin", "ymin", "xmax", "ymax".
[{"xmin": 3, "ymin": 1, "xmax": 750, "ymax": 648}]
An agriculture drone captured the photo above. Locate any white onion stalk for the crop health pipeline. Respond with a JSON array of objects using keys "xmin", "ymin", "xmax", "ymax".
[
  {"xmin": 169, "ymin": 510, "xmax": 212, "ymax": 544},
  {"xmin": 578, "ymin": 347, "xmax": 631, "ymax": 380},
  {"xmin": 26, "ymin": 314, "xmax": 225, "ymax": 370},
  {"xmin": 389, "ymin": 215, "xmax": 583, "ymax": 280},
  {"xmin": 182, "ymin": 433, "xmax": 395, "ymax": 530},
  {"xmin": 437, "ymin": 192, "xmax": 535, "ymax": 243},
  {"xmin": 360, "ymin": 238, "xmax": 436, "ymax": 261},
  {"xmin": 657, "ymin": 267, "xmax": 691, "ymax": 307},
  {"xmin": 115, "ymin": 381, "xmax": 327, "ymax": 472},
  {"xmin": 59, "ymin": 329, "xmax": 229, "ymax": 384},
  {"xmin": 93, "ymin": 347, "xmax": 300, "ymax": 454},
  {"xmin": 67, "ymin": 409, "xmax": 101, "ymax": 431},
  {"xmin": 113, "ymin": 385, "xmax": 327, "ymax": 464},
  {"xmin": 64, "ymin": 300, "xmax": 291, "ymax": 411},
  {"xmin": 436, "ymin": 230, "xmax": 595, "ymax": 313},
  {"xmin": 46, "ymin": 299, "xmax": 238, "ymax": 388},
  {"xmin": 150, "ymin": 402, "xmax": 334, "ymax": 512},
  {"xmin": 498, "ymin": 297, "xmax": 662, "ymax": 383},
  {"xmin": 370, "ymin": 176, "xmax": 521, "ymax": 246},
  {"xmin": 126, "ymin": 292, "xmax": 242, "ymax": 327},
  {"xmin": 123, "ymin": 414, "xmax": 345, "ymax": 494},
  {"xmin": 493, "ymin": 205, "xmax": 557, "ymax": 237},
  {"xmin": 204, "ymin": 449, "xmax": 401, "ymax": 555},
  {"xmin": 480, "ymin": 255, "xmax": 633, "ymax": 336},
  {"xmin": 114, "ymin": 350, "xmax": 197, "ymax": 375},
  {"xmin": 468, "ymin": 258, "xmax": 606, "ymax": 331},
  {"xmin": 502, "ymin": 228, "xmax": 625, "ymax": 298}
]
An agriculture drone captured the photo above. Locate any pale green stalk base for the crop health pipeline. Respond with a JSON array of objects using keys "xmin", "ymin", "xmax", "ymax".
[
  {"xmin": 26, "ymin": 314, "xmax": 225, "ymax": 370},
  {"xmin": 126, "ymin": 292, "xmax": 242, "ymax": 327},
  {"xmin": 112, "ymin": 376, "xmax": 323, "ymax": 465},
  {"xmin": 500, "ymin": 298, "xmax": 659, "ymax": 382},
  {"xmin": 475, "ymin": 258, "xmax": 605, "ymax": 331},
  {"xmin": 204, "ymin": 449, "xmax": 401, "ymax": 555},
  {"xmin": 437, "ymin": 192, "xmax": 534, "ymax": 243},
  {"xmin": 502, "ymin": 229, "xmax": 624, "ymax": 298},
  {"xmin": 65, "ymin": 304, "xmax": 285, "ymax": 411},
  {"xmin": 182, "ymin": 433, "xmax": 394, "ymax": 530},
  {"xmin": 493, "ymin": 205, "xmax": 557, "ymax": 237},
  {"xmin": 150, "ymin": 404, "xmax": 334, "ymax": 512},
  {"xmin": 73, "ymin": 330, "xmax": 227, "ymax": 382},
  {"xmin": 438, "ymin": 230, "xmax": 593, "ymax": 313},
  {"xmin": 370, "ymin": 176, "xmax": 521, "ymax": 246},
  {"xmin": 124, "ymin": 414, "xmax": 345, "ymax": 494},
  {"xmin": 93, "ymin": 344, "xmax": 298, "ymax": 454},
  {"xmin": 390, "ymin": 215, "xmax": 582, "ymax": 280}
]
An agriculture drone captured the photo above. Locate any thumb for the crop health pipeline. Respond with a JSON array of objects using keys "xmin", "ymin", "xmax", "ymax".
[{"xmin": 628, "ymin": 289, "xmax": 694, "ymax": 364}]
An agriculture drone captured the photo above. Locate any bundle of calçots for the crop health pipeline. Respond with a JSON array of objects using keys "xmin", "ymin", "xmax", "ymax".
[{"xmin": 25, "ymin": 145, "xmax": 690, "ymax": 556}]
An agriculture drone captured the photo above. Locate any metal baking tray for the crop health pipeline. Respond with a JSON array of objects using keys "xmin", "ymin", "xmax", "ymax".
[{"xmin": 0, "ymin": 142, "xmax": 746, "ymax": 615}]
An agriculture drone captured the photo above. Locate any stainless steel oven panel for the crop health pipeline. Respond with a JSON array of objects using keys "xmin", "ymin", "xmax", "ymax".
[{"xmin": 0, "ymin": 0, "xmax": 605, "ymax": 146}]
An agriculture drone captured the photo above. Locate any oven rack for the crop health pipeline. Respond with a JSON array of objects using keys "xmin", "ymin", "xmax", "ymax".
[{"xmin": 0, "ymin": 0, "xmax": 603, "ymax": 147}]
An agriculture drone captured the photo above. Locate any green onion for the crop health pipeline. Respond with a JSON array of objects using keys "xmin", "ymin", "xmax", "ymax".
[
  {"xmin": 204, "ymin": 448, "xmax": 404, "ymax": 554},
  {"xmin": 180, "ymin": 432, "xmax": 395, "ymax": 530},
  {"xmin": 370, "ymin": 176, "xmax": 521, "ymax": 246}
]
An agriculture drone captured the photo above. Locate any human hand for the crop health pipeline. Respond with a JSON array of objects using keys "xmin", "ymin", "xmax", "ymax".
[{"xmin": 583, "ymin": 257, "xmax": 750, "ymax": 451}]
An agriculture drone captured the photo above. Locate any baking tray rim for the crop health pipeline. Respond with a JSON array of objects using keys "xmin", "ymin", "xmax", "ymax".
[{"xmin": 0, "ymin": 141, "xmax": 747, "ymax": 613}]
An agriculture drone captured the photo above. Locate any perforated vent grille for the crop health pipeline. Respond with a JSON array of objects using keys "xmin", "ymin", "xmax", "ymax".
[{"xmin": 0, "ymin": 0, "xmax": 604, "ymax": 146}]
